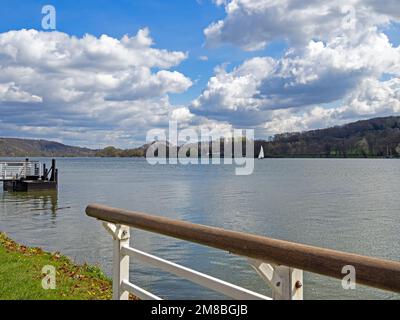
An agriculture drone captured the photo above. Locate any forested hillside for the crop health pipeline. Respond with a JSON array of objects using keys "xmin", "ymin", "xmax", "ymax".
[
  {"xmin": 256, "ymin": 116, "xmax": 400, "ymax": 158},
  {"xmin": 0, "ymin": 138, "xmax": 95, "ymax": 157}
]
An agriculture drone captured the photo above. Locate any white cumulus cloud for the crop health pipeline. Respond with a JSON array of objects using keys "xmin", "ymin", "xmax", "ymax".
[
  {"xmin": 0, "ymin": 29, "xmax": 193, "ymax": 147},
  {"xmin": 194, "ymin": 0, "xmax": 400, "ymax": 132},
  {"xmin": 205, "ymin": 0, "xmax": 400, "ymax": 50},
  {"xmin": 264, "ymin": 77, "xmax": 400, "ymax": 134}
]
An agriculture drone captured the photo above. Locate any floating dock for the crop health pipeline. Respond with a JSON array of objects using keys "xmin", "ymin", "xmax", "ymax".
[{"xmin": 0, "ymin": 159, "xmax": 58, "ymax": 192}]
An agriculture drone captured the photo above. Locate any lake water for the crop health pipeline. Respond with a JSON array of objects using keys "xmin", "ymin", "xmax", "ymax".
[{"xmin": 0, "ymin": 158, "xmax": 399, "ymax": 300}]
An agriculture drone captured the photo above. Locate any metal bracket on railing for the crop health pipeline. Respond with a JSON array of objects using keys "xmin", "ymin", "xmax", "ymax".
[
  {"xmin": 248, "ymin": 259, "xmax": 303, "ymax": 300},
  {"xmin": 102, "ymin": 222, "xmax": 130, "ymax": 240}
]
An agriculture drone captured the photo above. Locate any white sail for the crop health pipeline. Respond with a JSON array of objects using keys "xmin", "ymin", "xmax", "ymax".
[{"xmin": 258, "ymin": 146, "xmax": 264, "ymax": 159}]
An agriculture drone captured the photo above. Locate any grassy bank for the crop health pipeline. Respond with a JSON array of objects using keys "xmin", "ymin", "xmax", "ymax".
[{"xmin": 0, "ymin": 232, "xmax": 112, "ymax": 300}]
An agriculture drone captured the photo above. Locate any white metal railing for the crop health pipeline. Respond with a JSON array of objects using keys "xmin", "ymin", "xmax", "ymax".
[
  {"xmin": 102, "ymin": 222, "xmax": 301, "ymax": 300},
  {"xmin": 87, "ymin": 204, "xmax": 400, "ymax": 300},
  {"xmin": 0, "ymin": 161, "xmax": 40, "ymax": 181}
]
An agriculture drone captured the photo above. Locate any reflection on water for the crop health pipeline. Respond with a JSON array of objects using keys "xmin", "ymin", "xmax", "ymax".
[
  {"xmin": 1, "ymin": 191, "xmax": 59, "ymax": 216},
  {"xmin": 0, "ymin": 158, "xmax": 399, "ymax": 300}
]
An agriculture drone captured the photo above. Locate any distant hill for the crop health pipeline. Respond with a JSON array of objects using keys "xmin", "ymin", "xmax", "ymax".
[
  {"xmin": 0, "ymin": 138, "xmax": 96, "ymax": 157},
  {"xmin": 1, "ymin": 116, "xmax": 400, "ymax": 158},
  {"xmin": 256, "ymin": 116, "xmax": 400, "ymax": 158},
  {"xmin": 94, "ymin": 145, "xmax": 146, "ymax": 157}
]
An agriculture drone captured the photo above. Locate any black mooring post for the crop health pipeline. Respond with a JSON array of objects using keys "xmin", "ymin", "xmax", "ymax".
[
  {"xmin": 50, "ymin": 159, "xmax": 56, "ymax": 181},
  {"xmin": 42, "ymin": 163, "xmax": 46, "ymax": 180}
]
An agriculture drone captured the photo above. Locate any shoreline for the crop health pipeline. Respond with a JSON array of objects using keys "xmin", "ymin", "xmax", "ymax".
[
  {"xmin": 0, "ymin": 232, "xmax": 113, "ymax": 300},
  {"xmin": 1, "ymin": 155, "xmax": 398, "ymax": 159}
]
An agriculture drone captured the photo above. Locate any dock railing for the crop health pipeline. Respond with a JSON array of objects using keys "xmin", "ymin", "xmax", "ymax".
[
  {"xmin": 86, "ymin": 204, "xmax": 400, "ymax": 300},
  {"xmin": 0, "ymin": 160, "xmax": 40, "ymax": 181}
]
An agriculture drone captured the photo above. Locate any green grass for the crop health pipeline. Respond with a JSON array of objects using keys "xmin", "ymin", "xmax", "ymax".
[{"xmin": 0, "ymin": 232, "xmax": 112, "ymax": 300}]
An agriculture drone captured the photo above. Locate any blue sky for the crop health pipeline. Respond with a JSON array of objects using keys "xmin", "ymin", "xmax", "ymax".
[
  {"xmin": 0, "ymin": 1, "xmax": 399, "ymax": 147},
  {"xmin": 0, "ymin": 0, "xmax": 286, "ymax": 104}
]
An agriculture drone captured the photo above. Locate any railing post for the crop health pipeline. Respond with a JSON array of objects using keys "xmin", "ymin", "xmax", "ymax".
[{"xmin": 103, "ymin": 222, "xmax": 130, "ymax": 300}]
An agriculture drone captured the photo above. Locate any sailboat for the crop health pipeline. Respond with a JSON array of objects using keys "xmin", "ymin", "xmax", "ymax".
[{"xmin": 258, "ymin": 146, "xmax": 265, "ymax": 159}]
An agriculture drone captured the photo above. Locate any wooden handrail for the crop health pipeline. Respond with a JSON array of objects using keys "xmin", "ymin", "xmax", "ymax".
[{"xmin": 86, "ymin": 203, "xmax": 400, "ymax": 293}]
